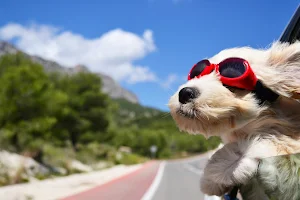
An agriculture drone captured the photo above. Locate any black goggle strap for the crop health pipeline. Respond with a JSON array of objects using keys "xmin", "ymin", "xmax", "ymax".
[{"xmin": 254, "ymin": 80, "xmax": 279, "ymax": 105}]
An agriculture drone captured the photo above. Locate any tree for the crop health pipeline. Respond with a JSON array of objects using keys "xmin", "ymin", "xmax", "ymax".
[
  {"xmin": 0, "ymin": 53, "xmax": 67, "ymax": 152},
  {"xmin": 50, "ymin": 72, "xmax": 114, "ymax": 151}
]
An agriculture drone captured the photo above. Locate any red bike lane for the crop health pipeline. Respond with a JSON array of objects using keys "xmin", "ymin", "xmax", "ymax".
[{"xmin": 61, "ymin": 161, "xmax": 161, "ymax": 200}]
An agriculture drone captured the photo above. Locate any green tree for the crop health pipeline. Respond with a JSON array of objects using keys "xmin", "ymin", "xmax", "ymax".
[
  {"xmin": 0, "ymin": 53, "xmax": 67, "ymax": 152},
  {"xmin": 50, "ymin": 72, "xmax": 114, "ymax": 151}
]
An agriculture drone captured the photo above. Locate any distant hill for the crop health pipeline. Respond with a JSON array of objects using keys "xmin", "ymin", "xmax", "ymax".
[
  {"xmin": 113, "ymin": 98, "xmax": 163, "ymax": 125},
  {"xmin": 114, "ymin": 98, "xmax": 173, "ymax": 126},
  {"xmin": 0, "ymin": 41, "xmax": 139, "ymax": 104}
]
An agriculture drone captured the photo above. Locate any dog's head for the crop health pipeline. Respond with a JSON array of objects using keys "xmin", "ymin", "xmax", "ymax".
[{"xmin": 168, "ymin": 42, "xmax": 300, "ymax": 139}]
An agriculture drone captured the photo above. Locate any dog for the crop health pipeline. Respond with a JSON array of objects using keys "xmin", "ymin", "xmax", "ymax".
[{"xmin": 168, "ymin": 41, "xmax": 300, "ymax": 200}]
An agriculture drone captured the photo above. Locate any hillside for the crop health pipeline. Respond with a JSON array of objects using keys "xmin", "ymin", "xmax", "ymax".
[
  {"xmin": 0, "ymin": 41, "xmax": 139, "ymax": 104},
  {"xmin": 114, "ymin": 98, "xmax": 161, "ymax": 123}
]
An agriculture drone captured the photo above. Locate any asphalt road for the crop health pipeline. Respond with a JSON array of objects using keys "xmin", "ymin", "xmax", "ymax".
[
  {"xmin": 150, "ymin": 153, "xmax": 209, "ymax": 200},
  {"xmin": 61, "ymin": 152, "xmax": 212, "ymax": 200}
]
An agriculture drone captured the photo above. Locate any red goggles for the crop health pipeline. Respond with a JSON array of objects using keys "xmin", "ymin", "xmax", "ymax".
[{"xmin": 187, "ymin": 57, "xmax": 258, "ymax": 91}]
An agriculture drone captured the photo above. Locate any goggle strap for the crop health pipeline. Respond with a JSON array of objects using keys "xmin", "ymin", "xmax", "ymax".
[{"xmin": 254, "ymin": 80, "xmax": 279, "ymax": 105}]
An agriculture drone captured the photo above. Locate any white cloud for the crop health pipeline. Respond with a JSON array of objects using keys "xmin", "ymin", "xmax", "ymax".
[{"xmin": 0, "ymin": 23, "xmax": 157, "ymax": 84}]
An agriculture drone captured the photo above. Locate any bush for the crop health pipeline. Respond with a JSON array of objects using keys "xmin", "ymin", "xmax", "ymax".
[
  {"xmin": 43, "ymin": 144, "xmax": 75, "ymax": 168},
  {"xmin": 76, "ymin": 143, "xmax": 116, "ymax": 165},
  {"xmin": 0, "ymin": 162, "xmax": 10, "ymax": 186},
  {"xmin": 115, "ymin": 153, "xmax": 148, "ymax": 165},
  {"xmin": 158, "ymin": 148, "xmax": 172, "ymax": 159}
]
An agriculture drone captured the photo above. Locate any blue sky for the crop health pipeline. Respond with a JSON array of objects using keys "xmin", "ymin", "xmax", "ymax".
[{"xmin": 0, "ymin": 0, "xmax": 299, "ymax": 111}]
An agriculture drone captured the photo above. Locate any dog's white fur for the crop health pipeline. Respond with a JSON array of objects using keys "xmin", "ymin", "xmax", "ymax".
[{"xmin": 168, "ymin": 41, "xmax": 300, "ymax": 200}]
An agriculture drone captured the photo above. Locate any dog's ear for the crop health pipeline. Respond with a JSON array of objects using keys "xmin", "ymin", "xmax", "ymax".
[{"xmin": 266, "ymin": 41, "xmax": 300, "ymax": 99}]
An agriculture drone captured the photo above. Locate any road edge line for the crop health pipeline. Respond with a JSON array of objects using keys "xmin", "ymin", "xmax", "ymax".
[
  {"xmin": 141, "ymin": 161, "xmax": 166, "ymax": 200},
  {"xmin": 60, "ymin": 161, "xmax": 155, "ymax": 200}
]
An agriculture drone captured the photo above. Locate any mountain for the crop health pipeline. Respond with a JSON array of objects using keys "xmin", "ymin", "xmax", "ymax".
[{"xmin": 0, "ymin": 41, "xmax": 139, "ymax": 104}]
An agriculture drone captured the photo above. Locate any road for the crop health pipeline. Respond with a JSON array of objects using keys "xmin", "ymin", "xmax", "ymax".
[
  {"xmin": 150, "ymin": 154, "xmax": 209, "ymax": 200},
  {"xmin": 61, "ymin": 152, "xmax": 212, "ymax": 200}
]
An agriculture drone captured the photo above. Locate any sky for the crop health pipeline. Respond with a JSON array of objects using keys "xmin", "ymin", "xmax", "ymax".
[{"xmin": 0, "ymin": 0, "xmax": 299, "ymax": 111}]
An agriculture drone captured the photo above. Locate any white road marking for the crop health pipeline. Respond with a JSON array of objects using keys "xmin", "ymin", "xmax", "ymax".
[
  {"xmin": 183, "ymin": 163, "xmax": 203, "ymax": 175},
  {"xmin": 141, "ymin": 161, "xmax": 166, "ymax": 200},
  {"xmin": 141, "ymin": 147, "xmax": 224, "ymax": 200}
]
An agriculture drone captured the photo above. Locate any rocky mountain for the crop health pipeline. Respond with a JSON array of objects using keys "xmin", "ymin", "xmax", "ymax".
[{"xmin": 0, "ymin": 41, "xmax": 139, "ymax": 104}]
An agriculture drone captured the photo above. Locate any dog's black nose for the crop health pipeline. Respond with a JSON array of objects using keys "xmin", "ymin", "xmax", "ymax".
[{"xmin": 179, "ymin": 87, "xmax": 199, "ymax": 104}]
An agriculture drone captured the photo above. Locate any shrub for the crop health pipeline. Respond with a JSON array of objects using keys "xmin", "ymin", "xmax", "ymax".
[{"xmin": 115, "ymin": 153, "xmax": 148, "ymax": 165}]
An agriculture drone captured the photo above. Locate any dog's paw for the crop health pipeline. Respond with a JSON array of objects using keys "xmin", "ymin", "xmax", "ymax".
[
  {"xmin": 204, "ymin": 142, "xmax": 259, "ymax": 187},
  {"xmin": 200, "ymin": 176, "xmax": 230, "ymax": 196}
]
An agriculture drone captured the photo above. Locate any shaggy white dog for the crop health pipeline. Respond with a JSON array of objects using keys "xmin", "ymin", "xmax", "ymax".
[{"xmin": 168, "ymin": 41, "xmax": 300, "ymax": 200}]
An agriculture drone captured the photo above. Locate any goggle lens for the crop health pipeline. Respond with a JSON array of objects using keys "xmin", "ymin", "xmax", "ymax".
[
  {"xmin": 188, "ymin": 59, "xmax": 212, "ymax": 80},
  {"xmin": 218, "ymin": 58, "xmax": 246, "ymax": 78}
]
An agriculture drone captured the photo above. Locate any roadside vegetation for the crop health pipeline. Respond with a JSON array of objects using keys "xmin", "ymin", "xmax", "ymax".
[{"xmin": 0, "ymin": 53, "xmax": 220, "ymax": 186}]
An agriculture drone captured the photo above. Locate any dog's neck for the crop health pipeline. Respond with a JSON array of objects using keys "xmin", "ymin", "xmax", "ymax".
[{"xmin": 221, "ymin": 129, "xmax": 248, "ymax": 144}]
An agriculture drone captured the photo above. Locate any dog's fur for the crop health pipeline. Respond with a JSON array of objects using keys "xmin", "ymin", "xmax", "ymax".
[{"xmin": 168, "ymin": 41, "xmax": 300, "ymax": 200}]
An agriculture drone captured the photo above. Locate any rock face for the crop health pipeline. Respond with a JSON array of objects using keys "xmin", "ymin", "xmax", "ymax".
[
  {"xmin": 0, "ymin": 42, "xmax": 19, "ymax": 56},
  {"xmin": 0, "ymin": 41, "xmax": 139, "ymax": 104},
  {"xmin": 0, "ymin": 150, "xmax": 49, "ymax": 178},
  {"xmin": 98, "ymin": 73, "xmax": 139, "ymax": 104}
]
